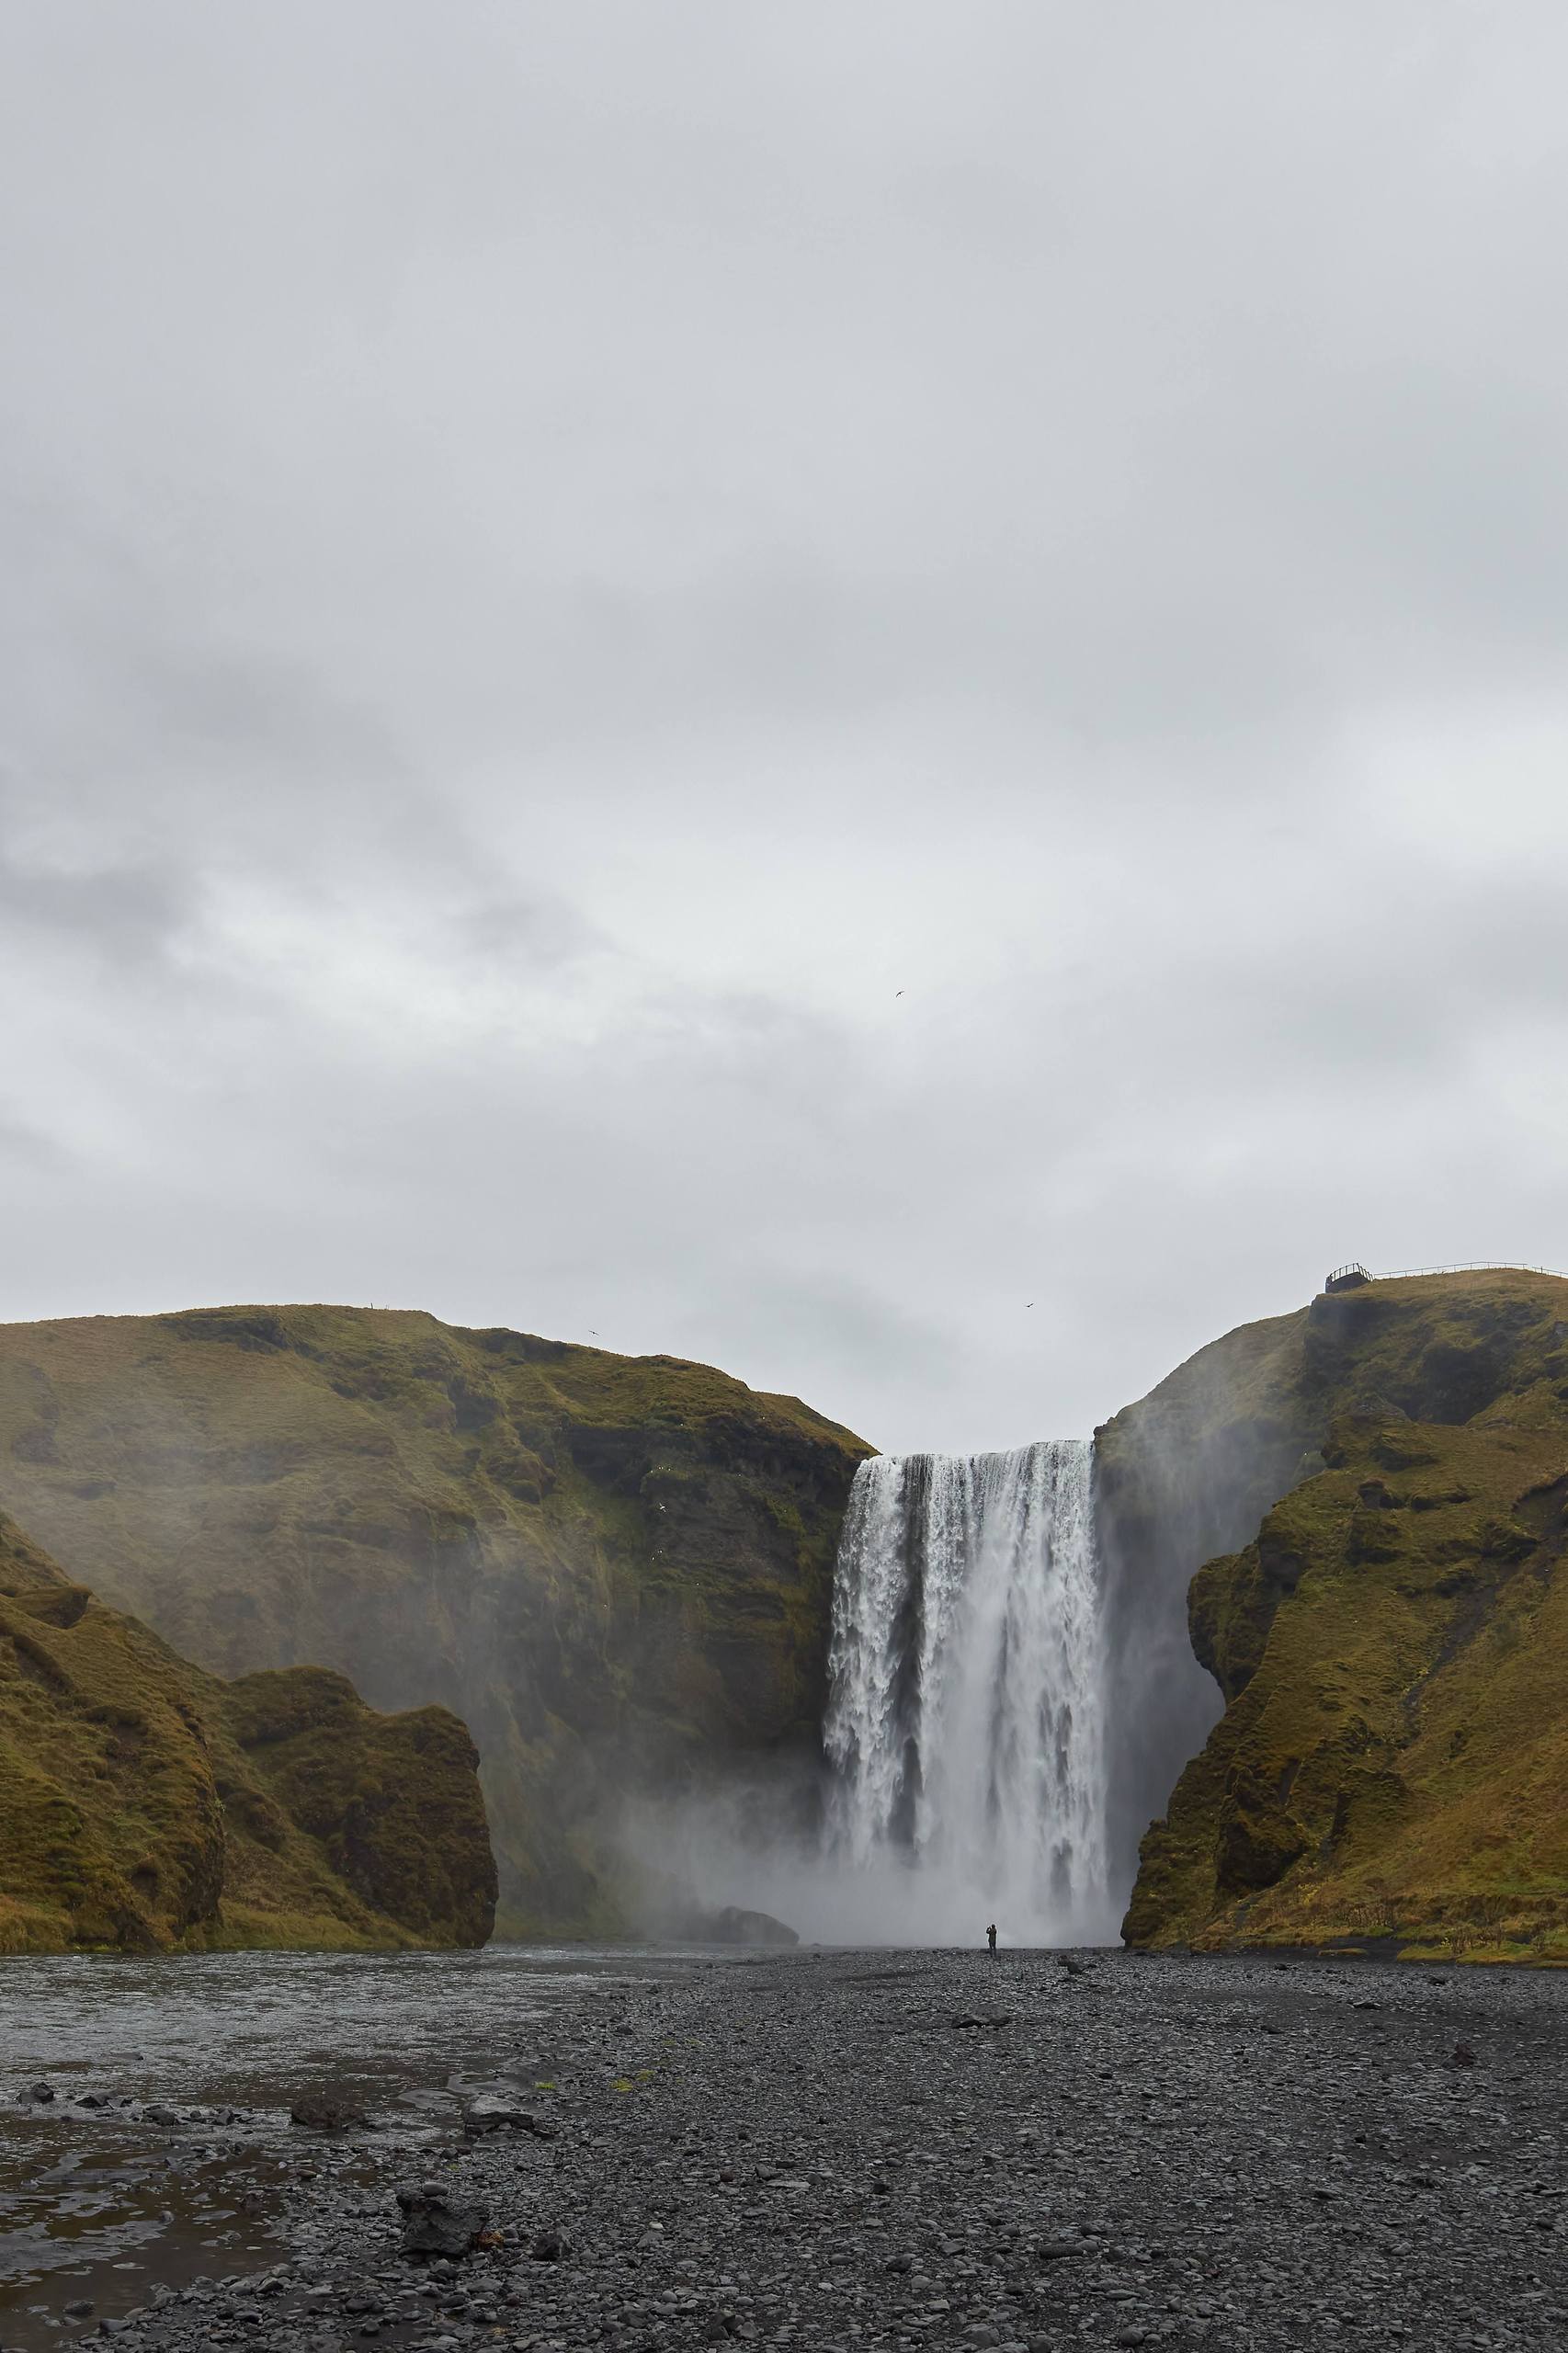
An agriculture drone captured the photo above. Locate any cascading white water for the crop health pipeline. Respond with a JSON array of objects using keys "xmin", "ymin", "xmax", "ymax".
[{"xmin": 823, "ymin": 1440, "xmax": 1110, "ymax": 1944}]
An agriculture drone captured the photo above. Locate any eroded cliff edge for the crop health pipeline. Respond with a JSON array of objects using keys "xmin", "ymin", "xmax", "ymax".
[
  {"xmin": 0, "ymin": 1510, "xmax": 496, "ymax": 1952},
  {"xmin": 0, "ymin": 1307, "xmax": 870, "ymax": 1932},
  {"xmin": 1118, "ymin": 1269, "xmax": 1568, "ymax": 1961}
]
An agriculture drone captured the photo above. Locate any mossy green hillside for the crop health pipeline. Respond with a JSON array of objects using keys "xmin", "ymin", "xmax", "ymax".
[
  {"xmin": 1122, "ymin": 1270, "xmax": 1568, "ymax": 1961},
  {"xmin": 0, "ymin": 1511, "xmax": 495, "ymax": 1953},
  {"xmin": 0, "ymin": 1307, "xmax": 871, "ymax": 1932}
]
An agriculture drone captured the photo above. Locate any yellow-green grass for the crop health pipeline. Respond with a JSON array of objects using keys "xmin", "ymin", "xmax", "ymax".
[{"xmin": 1125, "ymin": 1269, "xmax": 1568, "ymax": 1961}]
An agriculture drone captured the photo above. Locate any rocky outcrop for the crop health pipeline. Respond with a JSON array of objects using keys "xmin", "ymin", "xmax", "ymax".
[
  {"xmin": 0, "ymin": 1306, "xmax": 870, "ymax": 1932},
  {"xmin": 1119, "ymin": 1269, "xmax": 1568, "ymax": 1961},
  {"xmin": 221, "ymin": 1665, "xmax": 497, "ymax": 1949},
  {"xmin": 0, "ymin": 1509, "xmax": 496, "ymax": 1953}
]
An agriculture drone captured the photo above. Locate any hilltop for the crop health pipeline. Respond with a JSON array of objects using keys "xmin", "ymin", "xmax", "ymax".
[
  {"xmin": 1116, "ymin": 1268, "xmax": 1568, "ymax": 1960},
  {"xmin": 0, "ymin": 1508, "xmax": 495, "ymax": 1952},
  {"xmin": 0, "ymin": 1305, "xmax": 871, "ymax": 1932}
]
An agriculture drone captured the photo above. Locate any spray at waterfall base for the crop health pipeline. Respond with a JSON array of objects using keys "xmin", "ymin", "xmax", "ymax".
[{"xmin": 624, "ymin": 1440, "xmax": 1121, "ymax": 1949}]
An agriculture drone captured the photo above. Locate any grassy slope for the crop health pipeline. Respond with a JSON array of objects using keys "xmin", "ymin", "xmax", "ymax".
[
  {"xmin": 1122, "ymin": 1270, "xmax": 1568, "ymax": 1960},
  {"xmin": 0, "ymin": 1511, "xmax": 495, "ymax": 1954},
  {"xmin": 0, "ymin": 1306, "xmax": 870, "ymax": 1932}
]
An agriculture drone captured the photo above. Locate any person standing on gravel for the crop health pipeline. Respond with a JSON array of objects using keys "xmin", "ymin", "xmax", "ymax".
[{"xmin": 986, "ymin": 1923, "xmax": 997, "ymax": 1956}]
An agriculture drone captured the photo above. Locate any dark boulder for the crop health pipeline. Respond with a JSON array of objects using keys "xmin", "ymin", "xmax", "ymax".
[
  {"xmin": 461, "ymin": 2093, "xmax": 540, "ymax": 2137},
  {"xmin": 708, "ymin": 1904, "xmax": 799, "ymax": 1948},
  {"xmin": 395, "ymin": 2179, "xmax": 490, "ymax": 2260},
  {"xmin": 290, "ymin": 2092, "xmax": 369, "ymax": 2131}
]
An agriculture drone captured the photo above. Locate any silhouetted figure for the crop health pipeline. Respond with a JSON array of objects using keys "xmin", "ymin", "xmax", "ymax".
[{"xmin": 986, "ymin": 1923, "xmax": 997, "ymax": 1956}]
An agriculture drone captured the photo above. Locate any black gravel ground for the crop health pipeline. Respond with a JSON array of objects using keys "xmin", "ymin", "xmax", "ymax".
[{"xmin": 10, "ymin": 1949, "xmax": 1568, "ymax": 2352}]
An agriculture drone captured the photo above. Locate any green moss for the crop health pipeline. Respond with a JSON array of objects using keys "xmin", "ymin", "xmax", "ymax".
[
  {"xmin": 1123, "ymin": 1271, "xmax": 1568, "ymax": 1961},
  {"xmin": 220, "ymin": 1667, "xmax": 495, "ymax": 1946}
]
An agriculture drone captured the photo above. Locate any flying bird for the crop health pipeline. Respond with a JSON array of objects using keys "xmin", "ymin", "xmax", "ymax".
[
  {"xmin": 1025, "ymin": 1302, "xmax": 1034, "ymax": 1308},
  {"xmin": 895, "ymin": 989, "xmax": 904, "ymax": 997}
]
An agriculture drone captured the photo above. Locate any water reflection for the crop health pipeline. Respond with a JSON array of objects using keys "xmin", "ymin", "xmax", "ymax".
[{"xmin": 0, "ymin": 1944, "xmax": 688, "ymax": 2348}]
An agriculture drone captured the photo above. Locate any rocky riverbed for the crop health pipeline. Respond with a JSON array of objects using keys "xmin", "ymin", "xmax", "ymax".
[{"xmin": 6, "ymin": 1948, "xmax": 1567, "ymax": 2351}]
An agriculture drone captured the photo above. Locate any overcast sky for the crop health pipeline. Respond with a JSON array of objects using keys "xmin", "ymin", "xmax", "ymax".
[{"xmin": 3, "ymin": 5, "xmax": 1567, "ymax": 1453}]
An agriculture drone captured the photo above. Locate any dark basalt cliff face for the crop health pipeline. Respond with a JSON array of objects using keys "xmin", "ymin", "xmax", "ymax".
[
  {"xmin": 0, "ymin": 1510, "xmax": 495, "ymax": 1952},
  {"xmin": 1115, "ymin": 1269, "xmax": 1568, "ymax": 1961},
  {"xmin": 1095, "ymin": 1301, "xmax": 1324, "ymax": 1895},
  {"xmin": 0, "ymin": 1306, "xmax": 871, "ymax": 1933}
]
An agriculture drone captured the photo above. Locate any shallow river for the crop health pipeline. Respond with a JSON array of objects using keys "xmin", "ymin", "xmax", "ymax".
[{"xmin": 0, "ymin": 1944, "xmax": 701, "ymax": 2349}]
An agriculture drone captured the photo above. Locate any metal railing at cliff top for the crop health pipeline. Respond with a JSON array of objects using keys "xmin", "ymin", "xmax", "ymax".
[{"xmin": 1367, "ymin": 1259, "xmax": 1568, "ymax": 1282}]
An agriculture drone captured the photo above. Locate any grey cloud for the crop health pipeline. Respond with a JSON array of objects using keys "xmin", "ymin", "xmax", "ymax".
[
  {"xmin": 0, "ymin": 1111, "xmax": 65, "ymax": 1171},
  {"xmin": 0, "ymin": 790, "xmax": 193, "ymax": 966},
  {"xmin": 3, "ymin": 4, "xmax": 1568, "ymax": 1449}
]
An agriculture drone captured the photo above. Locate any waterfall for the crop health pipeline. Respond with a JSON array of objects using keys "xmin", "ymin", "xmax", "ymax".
[{"xmin": 823, "ymin": 1440, "xmax": 1110, "ymax": 1944}]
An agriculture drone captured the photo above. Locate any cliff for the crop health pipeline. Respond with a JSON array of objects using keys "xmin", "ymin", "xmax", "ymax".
[
  {"xmin": 1118, "ymin": 1269, "xmax": 1568, "ymax": 1960},
  {"xmin": 1094, "ymin": 1297, "xmax": 1321, "ymax": 1890},
  {"xmin": 0, "ymin": 1511, "xmax": 495, "ymax": 1953},
  {"xmin": 0, "ymin": 1306, "xmax": 871, "ymax": 1932}
]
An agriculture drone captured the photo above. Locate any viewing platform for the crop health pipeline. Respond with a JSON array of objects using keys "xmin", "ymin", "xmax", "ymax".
[{"xmin": 1324, "ymin": 1259, "xmax": 1567, "ymax": 1293}]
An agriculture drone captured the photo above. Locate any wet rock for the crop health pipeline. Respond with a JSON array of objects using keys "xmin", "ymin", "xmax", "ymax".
[
  {"xmin": 460, "ymin": 2094, "xmax": 538, "ymax": 2136},
  {"xmin": 28, "ymin": 2080, "xmax": 54, "ymax": 2102},
  {"xmin": 290, "ymin": 2093, "xmax": 369, "ymax": 2131},
  {"xmin": 395, "ymin": 2180, "xmax": 490, "ymax": 2260},
  {"xmin": 708, "ymin": 1905, "xmax": 799, "ymax": 1949},
  {"xmin": 38, "ymin": 1950, "xmax": 1568, "ymax": 2353}
]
